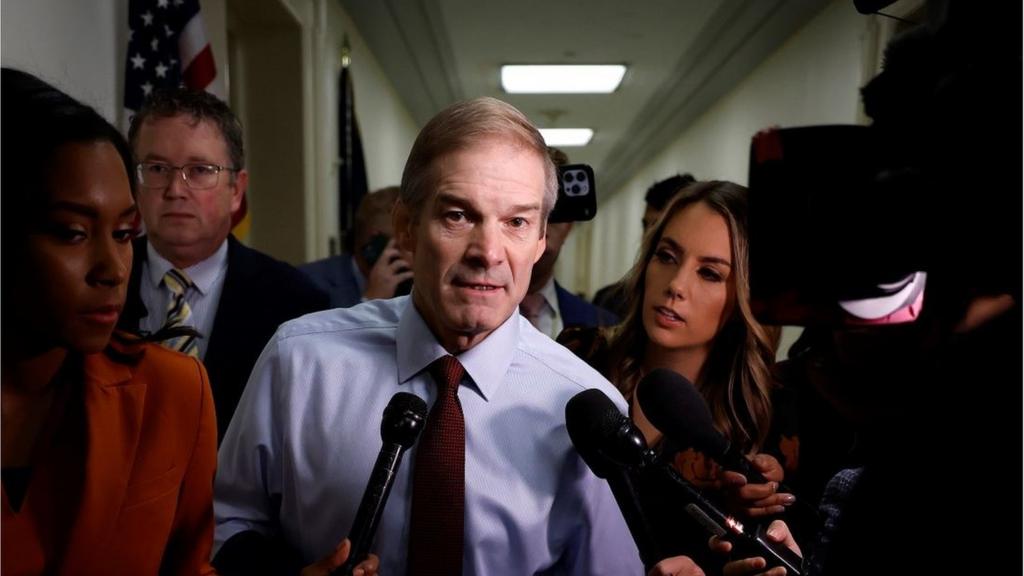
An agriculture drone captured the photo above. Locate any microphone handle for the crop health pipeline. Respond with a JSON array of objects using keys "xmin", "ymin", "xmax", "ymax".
[
  {"xmin": 659, "ymin": 463, "xmax": 804, "ymax": 576},
  {"xmin": 605, "ymin": 466, "xmax": 664, "ymax": 571},
  {"xmin": 333, "ymin": 442, "xmax": 406, "ymax": 575}
]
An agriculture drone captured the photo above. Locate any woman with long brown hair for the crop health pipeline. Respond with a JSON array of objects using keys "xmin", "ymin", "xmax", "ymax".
[{"xmin": 561, "ymin": 180, "xmax": 797, "ymax": 571}]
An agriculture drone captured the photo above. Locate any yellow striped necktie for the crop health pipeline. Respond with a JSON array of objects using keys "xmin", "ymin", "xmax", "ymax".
[{"xmin": 162, "ymin": 268, "xmax": 199, "ymax": 357}]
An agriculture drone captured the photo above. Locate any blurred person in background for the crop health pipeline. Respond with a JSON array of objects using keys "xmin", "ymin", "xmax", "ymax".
[
  {"xmin": 302, "ymin": 186, "xmax": 414, "ymax": 308},
  {"xmin": 120, "ymin": 88, "xmax": 328, "ymax": 440},
  {"xmin": 520, "ymin": 147, "xmax": 617, "ymax": 338}
]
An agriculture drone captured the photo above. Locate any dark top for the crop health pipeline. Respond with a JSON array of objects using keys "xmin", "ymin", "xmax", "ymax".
[
  {"xmin": 299, "ymin": 253, "xmax": 363, "ymax": 309},
  {"xmin": 120, "ymin": 235, "xmax": 330, "ymax": 440},
  {"xmin": 591, "ymin": 280, "xmax": 630, "ymax": 319},
  {"xmin": 2, "ymin": 468, "xmax": 31, "ymax": 512},
  {"xmin": 556, "ymin": 282, "xmax": 619, "ymax": 330},
  {"xmin": 821, "ymin": 304, "xmax": 1022, "ymax": 575}
]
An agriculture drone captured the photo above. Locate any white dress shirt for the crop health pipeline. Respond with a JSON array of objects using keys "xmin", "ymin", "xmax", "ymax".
[
  {"xmin": 532, "ymin": 277, "xmax": 564, "ymax": 340},
  {"xmin": 139, "ymin": 240, "xmax": 228, "ymax": 359},
  {"xmin": 214, "ymin": 295, "xmax": 642, "ymax": 575}
]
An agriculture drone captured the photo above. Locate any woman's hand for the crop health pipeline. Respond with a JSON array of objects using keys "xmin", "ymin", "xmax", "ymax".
[
  {"xmin": 720, "ymin": 454, "xmax": 795, "ymax": 518},
  {"xmin": 710, "ymin": 519, "xmax": 802, "ymax": 576}
]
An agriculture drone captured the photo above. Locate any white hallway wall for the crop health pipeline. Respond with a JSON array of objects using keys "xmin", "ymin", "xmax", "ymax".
[
  {"xmin": 2, "ymin": 0, "xmax": 125, "ymax": 123},
  {"xmin": 561, "ymin": 0, "xmax": 875, "ymax": 300},
  {"xmin": 1, "ymin": 0, "xmax": 416, "ymax": 263},
  {"xmin": 301, "ymin": 0, "xmax": 419, "ymax": 260}
]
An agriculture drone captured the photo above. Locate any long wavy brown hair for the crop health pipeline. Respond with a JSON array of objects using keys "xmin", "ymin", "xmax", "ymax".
[{"xmin": 604, "ymin": 180, "xmax": 779, "ymax": 452}]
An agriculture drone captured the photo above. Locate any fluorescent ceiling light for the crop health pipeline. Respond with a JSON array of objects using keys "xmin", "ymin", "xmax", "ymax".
[
  {"xmin": 501, "ymin": 65, "xmax": 626, "ymax": 94},
  {"xmin": 539, "ymin": 128, "xmax": 594, "ymax": 147}
]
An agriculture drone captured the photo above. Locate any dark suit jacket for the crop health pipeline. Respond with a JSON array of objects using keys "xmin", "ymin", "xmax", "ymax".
[
  {"xmin": 556, "ymin": 281, "xmax": 618, "ymax": 329},
  {"xmin": 591, "ymin": 279, "xmax": 629, "ymax": 319},
  {"xmin": 299, "ymin": 253, "xmax": 363, "ymax": 309},
  {"xmin": 120, "ymin": 235, "xmax": 329, "ymax": 440},
  {"xmin": 1, "ymin": 341, "xmax": 217, "ymax": 575}
]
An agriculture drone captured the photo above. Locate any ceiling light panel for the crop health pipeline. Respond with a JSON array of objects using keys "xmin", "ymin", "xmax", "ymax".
[
  {"xmin": 501, "ymin": 65, "xmax": 626, "ymax": 94},
  {"xmin": 539, "ymin": 128, "xmax": 594, "ymax": 147}
]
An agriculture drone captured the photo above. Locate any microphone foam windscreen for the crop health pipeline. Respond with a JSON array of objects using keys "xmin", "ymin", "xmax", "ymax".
[
  {"xmin": 381, "ymin": 391, "xmax": 428, "ymax": 447},
  {"xmin": 565, "ymin": 388, "xmax": 625, "ymax": 479},
  {"xmin": 636, "ymin": 368, "xmax": 728, "ymax": 457}
]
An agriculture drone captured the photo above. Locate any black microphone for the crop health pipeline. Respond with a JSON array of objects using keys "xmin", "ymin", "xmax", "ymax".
[
  {"xmin": 637, "ymin": 368, "xmax": 771, "ymax": 484},
  {"xmin": 566, "ymin": 389, "xmax": 664, "ymax": 571},
  {"xmin": 636, "ymin": 369, "xmax": 821, "ymax": 531},
  {"xmin": 567, "ymin": 389, "xmax": 803, "ymax": 575},
  {"xmin": 333, "ymin": 392, "xmax": 427, "ymax": 575}
]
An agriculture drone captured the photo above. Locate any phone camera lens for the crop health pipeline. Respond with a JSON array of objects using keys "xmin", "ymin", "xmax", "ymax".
[
  {"xmin": 564, "ymin": 172, "xmax": 575, "ymax": 183},
  {"xmin": 571, "ymin": 184, "xmax": 581, "ymax": 194}
]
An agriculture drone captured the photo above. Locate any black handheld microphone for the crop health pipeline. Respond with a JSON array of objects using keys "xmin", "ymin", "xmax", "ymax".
[
  {"xmin": 637, "ymin": 368, "xmax": 771, "ymax": 483},
  {"xmin": 566, "ymin": 389, "xmax": 664, "ymax": 571},
  {"xmin": 636, "ymin": 369, "xmax": 821, "ymax": 530},
  {"xmin": 333, "ymin": 392, "xmax": 427, "ymax": 575},
  {"xmin": 567, "ymin": 388, "xmax": 802, "ymax": 575}
]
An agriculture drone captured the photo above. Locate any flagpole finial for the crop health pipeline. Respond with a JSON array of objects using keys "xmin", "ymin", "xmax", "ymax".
[{"xmin": 340, "ymin": 36, "xmax": 352, "ymax": 69}]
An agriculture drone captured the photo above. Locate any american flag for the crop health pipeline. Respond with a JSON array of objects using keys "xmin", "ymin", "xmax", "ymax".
[{"xmin": 124, "ymin": 0, "xmax": 217, "ymax": 111}]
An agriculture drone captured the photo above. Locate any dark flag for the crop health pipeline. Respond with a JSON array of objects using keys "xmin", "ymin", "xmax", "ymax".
[{"xmin": 338, "ymin": 57, "xmax": 368, "ymax": 255}]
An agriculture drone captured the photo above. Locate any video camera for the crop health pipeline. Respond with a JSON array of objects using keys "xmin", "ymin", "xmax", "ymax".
[{"xmin": 747, "ymin": 1, "xmax": 1020, "ymax": 327}]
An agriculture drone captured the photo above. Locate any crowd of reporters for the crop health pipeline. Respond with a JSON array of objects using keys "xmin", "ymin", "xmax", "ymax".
[{"xmin": 2, "ymin": 2, "xmax": 1019, "ymax": 574}]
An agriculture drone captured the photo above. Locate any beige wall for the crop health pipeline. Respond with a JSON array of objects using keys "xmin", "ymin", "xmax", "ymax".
[
  {"xmin": 221, "ymin": 0, "xmax": 418, "ymax": 262},
  {"xmin": 563, "ymin": 0, "xmax": 877, "ymax": 356},
  {"xmin": 573, "ymin": 0, "xmax": 874, "ymax": 296},
  {"xmin": 2, "ymin": 0, "xmax": 124, "ymax": 122},
  {"xmin": 311, "ymin": 0, "xmax": 419, "ymax": 260}
]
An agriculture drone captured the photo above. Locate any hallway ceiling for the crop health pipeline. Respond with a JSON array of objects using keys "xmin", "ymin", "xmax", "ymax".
[{"xmin": 342, "ymin": 0, "xmax": 831, "ymax": 197}]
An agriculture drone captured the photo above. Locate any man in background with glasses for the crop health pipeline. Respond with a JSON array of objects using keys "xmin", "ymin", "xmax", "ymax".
[{"xmin": 120, "ymin": 88, "xmax": 328, "ymax": 441}]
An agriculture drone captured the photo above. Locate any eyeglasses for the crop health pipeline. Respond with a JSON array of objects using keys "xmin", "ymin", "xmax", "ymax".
[{"xmin": 135, "ymin": 162, "xmax": 239, "ymax": 190}]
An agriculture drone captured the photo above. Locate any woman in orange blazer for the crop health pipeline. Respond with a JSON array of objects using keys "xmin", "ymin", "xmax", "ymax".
[{"xmin": 1, "ymin": 68, "xmax": 217, "ymax": 574}]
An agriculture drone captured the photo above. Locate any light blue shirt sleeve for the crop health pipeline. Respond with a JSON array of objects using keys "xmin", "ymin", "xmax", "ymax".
[{"xmin": 213, "ymin": 330, "xmax": 284, "ymax": 549}]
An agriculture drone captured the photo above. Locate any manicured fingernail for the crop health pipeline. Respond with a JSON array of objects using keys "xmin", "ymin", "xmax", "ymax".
[{"xmin": 781, "ymin": 494, "xmax": 796, "ymax": 505}]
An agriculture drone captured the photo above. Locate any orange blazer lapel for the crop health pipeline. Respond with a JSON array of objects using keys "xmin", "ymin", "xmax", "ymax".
[{"xmin": 59, "ymin": 353, "xmax": 145, "ymax": 573}]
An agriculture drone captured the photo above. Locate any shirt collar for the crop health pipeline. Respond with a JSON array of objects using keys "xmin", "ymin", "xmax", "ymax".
[
  {"xmin": 538, "ymin": 277, "xmax": 561, "ymax": 318},
  {"xmin": 145, "ymin": 239, "xmax": 229, "ymax": 295},
  {"xmin": 396, "ymin": 297, "xmax": 520, "ymax": 402}
]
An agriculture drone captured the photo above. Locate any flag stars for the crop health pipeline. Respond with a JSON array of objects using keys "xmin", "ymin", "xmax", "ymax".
[
  {"xmin": 164, "ymin": 24, "xmax": 174, "ymax": 38},
  {"xmin": 141, "ymin": 11, "xmax": 154, "ymax": 26},
  {"xmin": 151, "ymin": 37, "xmax": 160, "ymax": 51},
  {"xmin": 157, "ymin": 0, "xmax": 169, "ymax": 7},
  {"xmin": 142, "ymin": 82, "xmax": 154, "ymax": 97},
  {"xmin": 173, "ymin": 0, "xmax": 184, "ymax": 6},
  {"xmin": 131, "ymin": 53, "xmax": 147, "ymax": 70},
  {"xmin": 155, "ymin": 62, "xmax": 169, "ymax": 78}
]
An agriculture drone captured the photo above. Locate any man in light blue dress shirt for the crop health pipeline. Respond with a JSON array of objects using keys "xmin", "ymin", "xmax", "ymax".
[{"xmin": 213, "ymin": 97, "xmax": 643, "ymax": 575}]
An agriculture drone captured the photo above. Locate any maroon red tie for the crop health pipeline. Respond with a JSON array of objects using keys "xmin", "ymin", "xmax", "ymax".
[{"xmin": 407, "ymin": 355, "xmax": 465, "ymax": 576}]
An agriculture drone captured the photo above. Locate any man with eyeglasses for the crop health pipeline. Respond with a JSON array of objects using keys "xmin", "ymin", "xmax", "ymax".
[{"xmin": 120, "ymin": 88, "xmax": 328, "ymax": 441}]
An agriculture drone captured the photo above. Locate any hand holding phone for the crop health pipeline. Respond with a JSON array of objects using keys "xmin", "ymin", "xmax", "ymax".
[
  {"xmin": 362, "ymin": 234, "xmax": 413, "ymax": 299},
  {"xmin": 549, "ymin": 164, "xmax": 597, "ymax": 223}
]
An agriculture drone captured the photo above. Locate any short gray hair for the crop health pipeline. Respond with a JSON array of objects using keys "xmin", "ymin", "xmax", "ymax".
[{"xmin": 400, "ymin": 97, "xmax": 556, "ymax": 221}]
